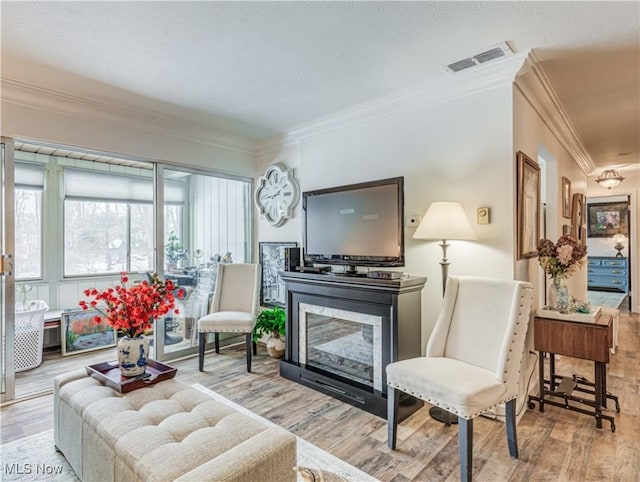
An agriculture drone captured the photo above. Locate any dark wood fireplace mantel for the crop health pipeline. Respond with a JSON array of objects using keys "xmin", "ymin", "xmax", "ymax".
[{"xmin": 279, "ymin": 271, "xmax": 426, "ymax": 420}]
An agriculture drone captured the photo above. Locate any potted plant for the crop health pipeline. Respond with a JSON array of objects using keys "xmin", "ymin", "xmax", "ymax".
[
  {"xmin": 165, "ymin": 231, "xmax": 186, "ymax": 269},
  {"xmin": 252, "ymin": 306, "xmax": 286, "ymax": 359}
]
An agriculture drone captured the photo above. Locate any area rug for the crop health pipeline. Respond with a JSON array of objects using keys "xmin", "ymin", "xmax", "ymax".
[
  {"xmin": 0, "ymin": 387, "xmax": 377, "ymax": 482},
  {"xmin": 192, "ymin": 384, "xmax": 378, "ymax": 482},
  {"xmin": 0, "ymin": 430, "xmax": 77, "ymax": 481},
  {"xmin": 588, "ymin": 290, "xmax": 626, "ymax": 309}
]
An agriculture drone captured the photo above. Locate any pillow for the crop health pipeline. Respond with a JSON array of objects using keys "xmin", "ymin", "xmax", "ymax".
[{"xmin": 294, "ymin": 466, "xmax": 350, "ymax": 482}]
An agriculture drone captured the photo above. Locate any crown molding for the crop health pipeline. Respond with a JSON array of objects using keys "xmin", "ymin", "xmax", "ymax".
[
  {"xmin": 254, "ymin": 134, "xmax": 301, "ymax": 159},
  {"xmin": 515, "ymin": 52, "xmax": 596, "ymax": 175},
  {"xmin": 0, "ymin": 77, "xmax": 256, "ymax": 155},
  {"xmin": 286, "ymin": 52, "xmax": 529, "ymax": 141}
]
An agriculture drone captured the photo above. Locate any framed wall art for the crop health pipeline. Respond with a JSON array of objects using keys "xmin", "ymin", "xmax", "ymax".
[
  {"xmin": 62, "ymin": 309, "xmax": 116, "ymax": 356},
  {"xmin": 571, "ymin": 193, "xmax": 587, "ymax": 245},
  {"xmin": 516, "ymin": 151, "xmax": 541, "ymax": 259},
  {"xmin": 587, "ymin": 201, "xmax": 629, "ymax": 238},
  {"xmin": 259, "ymin": 241, "xmax": 298, "ymax": 307},
  {"xmin": 562, "ymin": 177, "xmax": 571, "ymax": 218}
]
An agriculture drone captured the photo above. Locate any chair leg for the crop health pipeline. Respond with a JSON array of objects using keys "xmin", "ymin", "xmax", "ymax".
[
  {"xmin": 458, "ymin": 417, "xmax": 473, "ymax": 482},
  {"xmin": 198, "ymin": 333, "xmax": 206, "ymax": 372},
  {"xmin": 506, "ymin": 398, "xmax": 519, "ymax": 458},
  {"xmin": 252, "ymin": 340, "xmax": 257, "ymax": 355},
  {"xmin": 245, "ymin": 333, "xmax": 252, "ymax": 372},
  {"xmin": 214, "ymin": 333, "xmax": 220, "ymax": 354},
  {"xmin": 387, "ymin": 387, "xmax": 399, "ymax": 450}
]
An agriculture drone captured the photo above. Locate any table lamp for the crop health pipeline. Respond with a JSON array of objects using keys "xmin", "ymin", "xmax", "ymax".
[{"xmin": 613, "ymin": 234, "xmax": 626, "ymax": 257}]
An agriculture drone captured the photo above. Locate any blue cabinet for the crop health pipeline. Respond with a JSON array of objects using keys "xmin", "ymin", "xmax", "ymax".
[{"xmin": 587, "ymin": 257, "xmax": 628, "ymax": 293}]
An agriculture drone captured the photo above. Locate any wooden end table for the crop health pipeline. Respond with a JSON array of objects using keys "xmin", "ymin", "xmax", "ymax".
[{"xmin": 527, "ymin": 312, "xmax": 619, "ymax": 432}]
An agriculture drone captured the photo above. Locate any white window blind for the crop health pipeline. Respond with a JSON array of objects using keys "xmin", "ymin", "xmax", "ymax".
[
  {"xmin": 64, "ymin": 168, "xmax": 185, "ymax": 204},
  {"xmin": 15, "ymin": 162, "xmax": 44, "ymax": 188},
  {"xmin": 64, "ymin": 168, "xmax": 153, "ymax": 202}
]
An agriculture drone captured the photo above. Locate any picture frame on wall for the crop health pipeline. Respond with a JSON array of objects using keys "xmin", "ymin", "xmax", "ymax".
[
  {"xmin": 562, "ymin": 177, "xmax": 571, "ymax": 218},
  {"xmin": 259, "ymin": 241, "xmax": 298, "ymax": 307},
  {"xmin": 516, "ymin": 151, "xmax": 541, "ymax": 259},
  {"xmin": 571, "ymin": 193, "xmax": 586, "ymax": 245},
  {"xmin": 62, "ymin": 309, "xmax": 116, "ymax": 356},
  {"xmin": 587, "ymin": 201, "xmax": 629, "ymax": 238}
]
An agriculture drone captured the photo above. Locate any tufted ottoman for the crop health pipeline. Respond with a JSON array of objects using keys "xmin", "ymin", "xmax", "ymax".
[{"xmin": 54, "ymin": 370, "xmax": 296, "ymax": 481}]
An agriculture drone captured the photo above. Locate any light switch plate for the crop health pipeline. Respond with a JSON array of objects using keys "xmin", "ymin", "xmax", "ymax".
[{"xmin": 477, "ymin": 207, "xmax": 490, "ymax": 224}]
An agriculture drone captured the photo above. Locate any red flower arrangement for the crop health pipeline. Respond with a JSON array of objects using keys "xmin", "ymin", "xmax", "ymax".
[{"xmin": 79, "ymin": 272, "xmax": 183, "ymax": 338}]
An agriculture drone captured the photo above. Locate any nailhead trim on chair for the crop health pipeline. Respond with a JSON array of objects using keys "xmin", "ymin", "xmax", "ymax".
[
  {"xmin": 500, "ymin": 285, "xmax": 533, "ymax": 384},
  {"xmin": 387, "ymin": 379, "xmax": 518, "ymax": 420},
  {"xmin": 387, "ymin": 283, "xmax": 534, "ymax": 419}
]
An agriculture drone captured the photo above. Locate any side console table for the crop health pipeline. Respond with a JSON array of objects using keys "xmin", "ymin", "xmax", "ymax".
[{"xmin": 528, "ymin": 313, "xmax": 620, "ymax": 432}]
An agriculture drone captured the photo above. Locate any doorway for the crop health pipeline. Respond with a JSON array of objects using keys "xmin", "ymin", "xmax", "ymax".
[{"xmin": 585, "ymin": 195, "xmax": 632, "ymax": 311}]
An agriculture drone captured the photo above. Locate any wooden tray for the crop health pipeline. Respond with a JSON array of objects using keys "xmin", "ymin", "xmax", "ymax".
[{"xmin": 86, "ymin": 359, "xmax": 177, "ymax": 393}]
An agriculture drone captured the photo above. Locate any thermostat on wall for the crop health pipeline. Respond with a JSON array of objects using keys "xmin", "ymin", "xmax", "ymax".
[{"xmin": 477, "ymin": 207, "xmax": 490, "ymax": 224}]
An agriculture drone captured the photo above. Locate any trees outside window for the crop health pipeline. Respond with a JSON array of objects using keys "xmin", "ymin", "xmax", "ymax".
[{"xmin": 15, "ymin": 188, "xmax": 42, "ymax": 279}]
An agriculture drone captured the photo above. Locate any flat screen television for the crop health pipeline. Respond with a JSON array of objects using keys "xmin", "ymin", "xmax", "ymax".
[{"xmin": 303, "ymin": 176, "xmax": 404, "ymax": 274}]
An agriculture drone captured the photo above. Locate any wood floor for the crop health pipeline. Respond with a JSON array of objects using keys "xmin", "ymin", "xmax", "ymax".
[{"xmin": 2, "ymin": 308, "xmax": 638, "ymax": 481}]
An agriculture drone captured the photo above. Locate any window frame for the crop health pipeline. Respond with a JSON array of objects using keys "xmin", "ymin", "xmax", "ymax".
[{"xmin": 62, "ymin": 197, "xmax": 157, "ymax": 278}]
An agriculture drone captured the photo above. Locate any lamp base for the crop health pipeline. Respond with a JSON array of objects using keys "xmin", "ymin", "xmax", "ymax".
[{"xmin": 429, "ymin": 406, "xmax": 458, "ymax": 425}]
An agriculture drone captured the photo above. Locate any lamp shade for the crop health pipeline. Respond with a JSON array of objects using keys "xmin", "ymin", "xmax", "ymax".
[
  {"xmin": 413, "ymin": 201, "xmax": 477, "ymax": 241},
  {"xmin": 613, "ymin": 234, "xmax": 626, "ymax": 244}
]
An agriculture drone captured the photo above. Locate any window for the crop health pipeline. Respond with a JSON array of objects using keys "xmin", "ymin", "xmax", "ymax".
[
  {"xmin": 165, "ymin": 169, "xmax": 250, "ymax": 267},
  {"xmin": 63, "ymin": 168, "xmax": 155, "ymax": 276},
  {"xmin": 15, "ymin": 162, "xmax": 44, "ymax": 280}
]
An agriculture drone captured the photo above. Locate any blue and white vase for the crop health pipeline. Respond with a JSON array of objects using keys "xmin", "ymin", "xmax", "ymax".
[
  {"xmin": 117, "ymin": 335, "xmax": 149, "ymax": 377},
  {"xmin": 548, "ymin": 278, "xmax": 570, "ymax": 314}
]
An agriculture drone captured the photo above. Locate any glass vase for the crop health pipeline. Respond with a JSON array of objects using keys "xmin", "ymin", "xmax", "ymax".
[{"xmin": 548, "ymin": 278, "xmax": 570, "ymax": 314}]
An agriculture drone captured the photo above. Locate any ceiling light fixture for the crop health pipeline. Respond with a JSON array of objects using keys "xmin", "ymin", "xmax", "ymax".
[{"xmin": 594, "ymin": 169, "xmax": 624, "ymax": 189}]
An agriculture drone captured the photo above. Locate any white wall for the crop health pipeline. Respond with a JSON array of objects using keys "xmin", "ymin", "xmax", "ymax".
[
  {"xmin": 1, "ymin": 91, "xmax": 256, "ymax": 177},
  {"xmin": 259, "ymin": 85, "xmax": 516, "ymax": 348},
  {"xmin": 513, "ymin": 85, "xmax": 589, "ymax": 309}
]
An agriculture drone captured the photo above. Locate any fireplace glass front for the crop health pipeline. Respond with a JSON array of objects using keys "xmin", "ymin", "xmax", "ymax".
[{"xmin": 298, "ymin": 303, "xmax": 382, "ymax": 392}]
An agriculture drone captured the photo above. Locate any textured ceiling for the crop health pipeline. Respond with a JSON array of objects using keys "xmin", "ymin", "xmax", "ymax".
[{"xmin": 1, "ymin": 1, "xmax": 638, "ymax": 171}]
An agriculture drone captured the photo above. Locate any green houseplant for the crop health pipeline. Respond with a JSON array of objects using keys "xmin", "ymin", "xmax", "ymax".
[
  {"xmin": 165, "ymin": 231, "xmax": 186, "ymax": 267},
  {"xmin": 252, "ymin": 306, "xmax": 286, "ymax": 359}
]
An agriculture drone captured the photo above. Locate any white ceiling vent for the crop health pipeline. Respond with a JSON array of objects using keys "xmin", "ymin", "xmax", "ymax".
[{"xmin": 444, "ymin": 42, "xmax": 514, "ymax": 74}]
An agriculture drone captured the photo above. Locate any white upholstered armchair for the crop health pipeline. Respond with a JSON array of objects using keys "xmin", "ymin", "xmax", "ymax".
[
  {"xmin": 386, "ymin": 276, "xmax": 534, "ymax": 482},
  {"xmin": 197, "ymin": 263, "xmax": 260, "ymax": 372}
]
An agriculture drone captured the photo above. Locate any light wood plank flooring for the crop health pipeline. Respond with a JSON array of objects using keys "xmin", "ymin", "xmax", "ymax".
[{"xmin": 2, "ymin": 309, "xmax": 638, "ymax": 481}]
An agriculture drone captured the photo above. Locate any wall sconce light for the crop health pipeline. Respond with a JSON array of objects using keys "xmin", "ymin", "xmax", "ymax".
[
  {"xmin": 613, "ymin": 234, "xmax": 626, "ymax": 257},
  {"xmin": 595, "ymin": 169, "xmax": 624, "ymax": 189}
]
